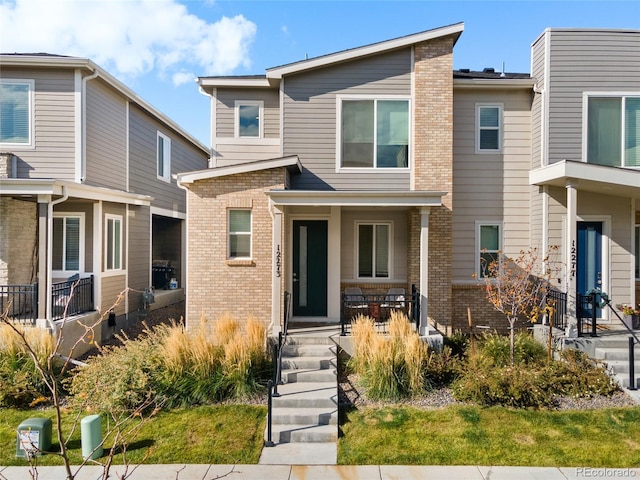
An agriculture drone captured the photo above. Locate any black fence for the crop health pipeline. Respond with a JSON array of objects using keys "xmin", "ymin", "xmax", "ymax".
[
  {"xmin": 546, "ymin": 288, "xmax": 567, "ymax": 331},
  {"xmin": 51, "ymin": 275, "xmax": 95, "ymax": 321},
  {"xmin": 0, "ymin": 283, "xmax": 38, "ymax": 325}
]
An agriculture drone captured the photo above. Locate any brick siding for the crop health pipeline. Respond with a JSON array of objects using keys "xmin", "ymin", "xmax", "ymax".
[{"xmin": 0, "ymin": 198, "xmax": 37, "ymax": 285}]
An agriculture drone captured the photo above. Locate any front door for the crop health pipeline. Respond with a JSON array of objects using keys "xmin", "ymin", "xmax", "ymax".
[
  {"xmin": 577, "ymin": 221, "xmax": 603, "ymax": 318},
  {"xmin": 293, "ymin": 220, "xmax": 328, "ymax": 317}
]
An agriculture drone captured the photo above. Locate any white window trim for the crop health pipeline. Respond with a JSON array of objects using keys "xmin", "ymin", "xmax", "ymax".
[
  {"xmin": 475, "ymin": 103, "xmax": 503, "ymax": 153},
  {"xmin": 355, "ymin": 221, "xmax": 394, "ymax": 280},
  {"xmin": 234, "ymin": 100, "xmax": 264, "ymax": 139},
  {"xmin": 336, "ymin": 95, "xmax": 411, "ymax": 172},
  {"xmin": 228, "ymin": 209, "xmax": 252, "ymax": 260},
  {"xmin": 475, "ymin": 221, "xmax": 503, "ymax": 279},
  {"xmin": 157, "ymin": 131, "xmax": 171, "ymax": 182},
  {"xmin": 582, "ymin": 92, "xmax": 640, "ymax": 168},
  {"xmin": 52, "ymin": 213, "xmax": 85, "ymax": 276},
  {"xmin": 104, "ymin": 214, "xmax": 123, "ymax": 273},
  {"xmin": 0, "ymin": 78, "xmax": 35, "ymax": 149}
]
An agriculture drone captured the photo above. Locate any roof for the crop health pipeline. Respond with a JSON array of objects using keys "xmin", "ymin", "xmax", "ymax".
[
  {"xmin": 199, "ymin": 22, "xmax": 464, "ymax": 89},
  {"xmin": 453, "ymin": 68, "xmax": 534, "ymax": 89},
  {"xmin": 1, "ymin": 53, "xmax": 210, "ymax": 155},
  {"xmin": 177, "ymin": 155, "xmax": 302, "ymax": 184}
]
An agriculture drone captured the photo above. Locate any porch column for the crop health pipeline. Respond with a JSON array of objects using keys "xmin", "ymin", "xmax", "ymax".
[
  {"xmin": 36, "ymin": 195, "xmax": 49, "ymax": 328},
  {"xmin": 270, "ymin": 203, "xmax": 283, "ymax": 335},
  {"xmin": 419, "ymin": 206, "xmax": 430, "ymax": 336},
  {"xmin": 566, "ymin": 180, "xmax": 578, "ymax": 337}
]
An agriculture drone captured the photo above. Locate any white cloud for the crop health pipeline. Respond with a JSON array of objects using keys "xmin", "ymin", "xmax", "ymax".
[
  {"xmin": 172, "ymin": 71, "xmax": 196, "ymax": 86},
  {"xmin": 0, "ymin": 0, "xmax": 257, "ymax": 80}
]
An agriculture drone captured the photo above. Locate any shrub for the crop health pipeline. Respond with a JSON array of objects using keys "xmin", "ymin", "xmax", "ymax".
[
  {"xmin": 542, "ymin": 349, "xmax": 619, "ymax": 398},
  {"xmin": 444, "ymin": 330, "xmax": 469, "ymax": 358},
  {"xmin": 477, "ymin": 332, "xmax": 546, "ymax": 367},
  {"xmin": 425, "ymin": 346, "xmax": 463, "ymax": 388}
]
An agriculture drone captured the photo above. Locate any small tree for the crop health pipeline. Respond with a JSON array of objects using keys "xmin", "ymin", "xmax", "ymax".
[{"xmin": 480, "ymin": 246, "xmax": 558, "ymax": 366}]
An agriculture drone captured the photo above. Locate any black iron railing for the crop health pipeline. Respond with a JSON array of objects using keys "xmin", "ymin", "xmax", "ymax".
[
  {"xmin": 546, "ymin": 288, "xmax": 567, "ymax": 331},
  {"xmin": 51, "ymin": 275, "xmax": 94, "ymax": 321},
  {"xmin": 266, "ymin": 290, "xmax": 292, "ymax": 447},
  {"xmin": 340, "ymin": 286, "xmax": 420, "ymax": 335},
  {"xmin": 0, "ymin": 283, "xmax": 38, "ymax": 325},
  {"xmin": 577, "ymin": 291, "xmax": 598, "ymax": 337}
]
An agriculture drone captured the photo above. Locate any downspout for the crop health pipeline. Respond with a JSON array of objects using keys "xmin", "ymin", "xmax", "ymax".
[
  {"xmin": 81, "ymin": 70, "xmax": 99, "ymax": 183},
  {"xmin": 46, "ymin": 186, "xmax": 69, "ymax": 324},
  {"xmin": 176, "ymin": 178, "xmax": 190, "ymax": 329}
]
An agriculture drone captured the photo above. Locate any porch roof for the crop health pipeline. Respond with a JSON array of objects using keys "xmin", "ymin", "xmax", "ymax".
[
  {"xmin": 529, "ymin": 160, "xmax": 640, "ymax": 201},
  {"xmin": 0, "ymin": 179, "xmax": 152, "ymax": 205},
  {"xmin": 266, "ymin": 190, "xmax": 446, "ymax": 207}
]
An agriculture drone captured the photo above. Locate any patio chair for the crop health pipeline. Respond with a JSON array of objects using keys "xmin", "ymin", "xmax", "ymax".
[
  {"xmin": 344, "ymin": 287, "xmax": 368, "ymax": 321},
  {"xmin": 380, "ymin": 288, "xmax": 406, "ymax": 319}
]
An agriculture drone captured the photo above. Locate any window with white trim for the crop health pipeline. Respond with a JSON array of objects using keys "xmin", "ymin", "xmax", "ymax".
[
  {"xmin": 0, "ymin": 79, "xmax": 34, "ymax": 146},
  {"xmin": 477, "ymin": 222, "xmax": 502, "ymax": 278},
  {"xmin": 476, "ymin": 104, "xmax": 502, "ymax": 152},
  {"xmin": 105, "ymin": 215, "xmax": 122, "ymax": 271},
  {"xmin": 635, "ymin": 225, "xmax": 640, "ymax": 280},
  {"xmin": 53, "ymin": 214, "xmax": 84, "ymax": 273},
  {"xmin": 228, "ymin": 209, "xmax": 252, "ymax": 259},
  {"xmin": 340, "ymin": 98, "xmax": 409, "ymax": 168},
  {"xmin": 587, "ymin": 95, "xmax": 640, "ymax": 168},
  {"xmin": 235, "ymin": 101, "xmax": 263, "ymax": 138},
  {"xmin": 157, "ymin": 132, "xmax": 171, "ymax": 181},
  {"xmin": 357, "ymin": 223, "xmax": 391, "ymax": 279}
]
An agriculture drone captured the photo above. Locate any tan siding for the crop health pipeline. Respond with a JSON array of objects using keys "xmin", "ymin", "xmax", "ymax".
[
  {"xmin": 127, "ymin": 205, "xmax": 151, "ymax": 312},
  {"xmin": 215, "ymin": 88, "xmax": 280, "ymax": 138},
  {"xmin": 546, "ymin": 30, "xmax": 640, "ymax": 164},
  {"xmin": 214, "ymin": 143, "xmax": 281, "ymax": 165},
  {"xmin": 128, "ymin": 105, "xmax": 207, "ymax": 212},
  {"xmin": 1, "ymin": 67, "xmax": 76, "ymax": 179},
  {"xmin": 101, "ymin": 274, "xmax": 127, "ymax": 316},
  {"xmin": 283, "ymin": 49, "xmax": 412, "ymax": 190},
  {"xmin": 452, "ymin": 88, "xmax": 532, "ymax": 281},
  {"xmin": 84, "ymin": 78, "xmax": 127, "ymax": 189}
]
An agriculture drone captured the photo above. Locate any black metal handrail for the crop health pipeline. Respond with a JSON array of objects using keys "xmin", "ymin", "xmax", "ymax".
[
  {"xmin": 0, "ymin": 283, "xmax": 38, "ymax": 325},
  {"xmin": 546, "ymin": 288, "xmax": 567, "ymax": 331},
  {"xmin": 51, "ymin": 275, "xmax": 95, "ymax": 321},
  {"xmin": 265, "ymin": 291, "xmax": 292, "ymax": 447},
  {"xmin": 577, "ymin": 292, "xmax": 598, "ymax": 337}
]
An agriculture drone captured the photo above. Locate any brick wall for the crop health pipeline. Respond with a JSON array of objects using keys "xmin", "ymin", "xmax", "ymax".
[
  {"xmin": 185, "ymin": 168, "xmax": 286, "ymax": 332},
  {"xmin": 413, "ymin": 36, "xmax": 455, "ymax": 330},
  {"xmin": 0, "ymin": 198, "xmax": 37, "ymax": 285}
]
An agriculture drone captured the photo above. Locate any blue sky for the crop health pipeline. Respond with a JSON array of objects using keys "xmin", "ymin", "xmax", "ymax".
[{"xmin": 1, "ymin": 0, "xmax": 639, "ymax": 147}]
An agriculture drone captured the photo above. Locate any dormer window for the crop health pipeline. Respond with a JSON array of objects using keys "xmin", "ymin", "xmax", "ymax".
[
  {"xmin": 235, "ymin": 101, "xmax": 263, "ymax": 138},
  {"xmin": 339, "ymin": 97, "xmax": 410, "ymax": 169}
]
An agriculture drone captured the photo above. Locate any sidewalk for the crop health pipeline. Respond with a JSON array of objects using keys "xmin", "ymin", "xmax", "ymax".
[{"xmin": 2, "ymin": 464, "xmax": 639, "ymax": 480}]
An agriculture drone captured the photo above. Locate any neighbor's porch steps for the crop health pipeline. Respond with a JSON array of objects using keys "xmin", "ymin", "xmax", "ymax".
[
  {"xmin": 593, "ymin": 337, "xmax": 640, "ymax": 390},
  {"xmin": 259, "ymin": 334, "xmax": 338, "ymax": 465}
]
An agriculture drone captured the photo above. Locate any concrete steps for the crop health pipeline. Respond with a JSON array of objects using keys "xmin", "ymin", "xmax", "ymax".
[
  {"xmin": 259, "ymin": 334, "xmax": 338, "ymax": 465},
  {"xmin": 593, "ymin": 339, "xmax": 640, "ymax": 390}
]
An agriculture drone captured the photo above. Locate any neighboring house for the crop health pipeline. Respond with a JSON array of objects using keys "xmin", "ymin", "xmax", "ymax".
[
  {"xmin": 178, "ymin": 24, "xmax": 639, "ymax": 339},
  {"xmin": 0, "ymin": 54, "xmax": 209, "ymax": 354}
]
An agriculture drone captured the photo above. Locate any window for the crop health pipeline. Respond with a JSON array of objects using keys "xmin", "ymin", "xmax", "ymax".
[
  {"xmin": 0, "ymin": 79, "xmax": 33, "ymax": 146},
  {"xmin": 476, "ymin": 105, "xmax": 502, "ymax": 152},
  {"xmin": 228, "ymin": 209, "xmax": 251, "ymax": 259},
  {"xmin": 635, "ymin": 225, "xmax": 640, "ymax": 280},
  {"xmin": 587, "ymin": 95, "xmax": 640, "ymax": 168},
  {"xmin": 157, "ymin": 132, "xmax": 171, "ymax": 181},
  {"xmin": 52, "ymin": 214, "xmax": 83, "ymax": 273},
  {"xmin": 105, "ymin": 215, "xmax": 122, "ymax": 271},
  {"xmin": 477, "ymin": 223, "xmax": 501, "ymax": 278},
  {"xmin": 340, "ymin": 98, "xmax": 409, "ymax": 168},
  {"xmin": 357, "ymin": 223, "xmax": 390, "ymax": 278},
  {"xmin": 235, "ymin": 101, "xmax": 263, "ymax": 138}
]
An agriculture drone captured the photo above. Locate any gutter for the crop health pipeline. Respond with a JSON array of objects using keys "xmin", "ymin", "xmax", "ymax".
[{"xmin": 46, "ymin": 186, "xmax": 69, "ymax": 323}]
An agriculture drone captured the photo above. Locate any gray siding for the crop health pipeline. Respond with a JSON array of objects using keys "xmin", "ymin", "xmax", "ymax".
[
  {"xmin": 84, "ymin": 78, "xmax": 127, "ymax": 189},
  {"xmin": 531, "ymin": 31, "xmax": 546, "ymax": 169},
  {"xmin": 545, "ymin": 29, "xmax": 640, "ymax": 164},
  {"xmin": 128, "ymin": 205, "xmax": 151, "ymax": 312},
  {"xmin": 128, "ymin": 104, "xmax": 207, "ymax": 212},
  {"xmin": 283, "ymin": 49, "xmax": 413, "ymax": 190},
  {"xmin": 452, "ymin": 88, "xmax": 533, "ymax": 280},
  {"xmin": 1, "ymin": 67, "xmax": 76, "ymax": 179}
]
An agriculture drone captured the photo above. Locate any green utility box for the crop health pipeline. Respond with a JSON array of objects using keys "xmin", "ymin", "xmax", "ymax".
[
  {"xmin": 16, "ymin": 417, "xmax": 52, "ymax": 458},
  {"xmin": 81, "ymin": 414, "xmax": 103, "ymax": 460}
]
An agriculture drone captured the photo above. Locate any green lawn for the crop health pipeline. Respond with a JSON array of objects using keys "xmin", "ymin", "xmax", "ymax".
[
  {"xmin": 339, "ymin": 405, "xmax": 640, "ymax": 467},
  {"xmin": 0, "ymin": 405, "xmax": 266, "ymax": 466}
]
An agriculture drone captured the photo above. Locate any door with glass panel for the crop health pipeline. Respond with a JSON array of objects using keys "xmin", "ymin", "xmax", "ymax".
[
  {"xmin": 292, "ymin": 220, "xmax": 328, "ymax": 317},
  {"xmin": 577, "ymin": 222, "xmax": 603, "ymax": 318}
]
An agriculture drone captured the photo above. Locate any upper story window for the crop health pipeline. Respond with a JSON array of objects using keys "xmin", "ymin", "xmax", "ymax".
[
  {"xmin": 157, "ymin": 132, "xmax": 171, "ymax": 181},
  {"xmin": 105, "ymin": 215, "xmax": 123, "ymax": 271},
  {"xmin": 587, "ymin": 95, "xmax": 640, "ymax": 168},
  {"xmin": 357, "ymin": 222, "xmax": 391, "ymax": 279},
  {"xmin": 339, "ymin": 98, "xmax": 409, "ymax": 169},
  {"xmin": 228, "ymin": 209, "xmax": 252, "ymax": 259},
  {"xmin": 635, "ymin": 225, "xmax": 640, "ymax": 280},
  {"xmin": 53, "ymin": 214, "xmax": 84, "ymax": 274},
  {"xmin": 235, "ymin": 101, "xmax": 263, "ymax": 138},
  {"xmin": 0, "ymin": 79, "xmax": 34, "ymax": 147},
  {"xmin": 477, "ymin": 222, "xmax": 502, "ymax": 278},
  {"xmin": 476, "ymin": 104, "xmax": 502, "ymax": 152}
]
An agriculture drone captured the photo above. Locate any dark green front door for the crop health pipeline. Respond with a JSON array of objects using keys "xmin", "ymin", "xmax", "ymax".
[{"xmin": 293, "ymin": 220, "xmax": 328, "ymax": 317}]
